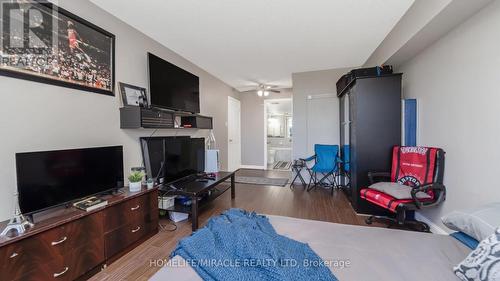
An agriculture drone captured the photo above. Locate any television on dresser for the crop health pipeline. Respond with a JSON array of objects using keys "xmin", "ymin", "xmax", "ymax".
[
  {"xmin": 16, "ymin": 146, "xmax": 124, "ymax": 215},
  {"xmin": 148, "ymin": 52, "xmax": 200, "ymax": 113}
]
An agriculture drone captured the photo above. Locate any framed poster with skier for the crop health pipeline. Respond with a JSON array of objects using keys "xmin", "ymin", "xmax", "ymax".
[{"xmin": 0, "ymin": 1, "xmax": 115, "ymax": 96}]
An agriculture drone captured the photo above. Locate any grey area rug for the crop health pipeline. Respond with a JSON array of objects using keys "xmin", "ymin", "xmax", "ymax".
[{"xmin": 235, "ymin": 176, "xmax": 289, "ymax": 187}]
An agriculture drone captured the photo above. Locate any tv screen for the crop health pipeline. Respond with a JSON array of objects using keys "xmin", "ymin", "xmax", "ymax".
[
  {"xmin": 16, "ymin": 146, "xmax": 124, "ymax": 214},
  {"xmin": 141, "ymin": 137, "xmax": 205, "ymax": 184},
  {"xmin": 148, "ymin": 53, "xmax": 200, "ymax": 113},
  {"xmin": 190, "ymin": 138, "xmax": 206, "ymax": 173},
  {"xmin": 141, "ymin": 137, "xmax": 165, "ymax": 181},
  {"xmin": 164, "ymin": 137, "xmax": 197, "ymax": 183},
  {"xmin": 140, "ymin": 136, "xmax": 189, "ymax": 182}
]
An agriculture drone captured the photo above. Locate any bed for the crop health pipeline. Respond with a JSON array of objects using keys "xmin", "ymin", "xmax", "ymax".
[{"xmin": 150, "ymin": 215, "xmax": 469, "ymax": 281}]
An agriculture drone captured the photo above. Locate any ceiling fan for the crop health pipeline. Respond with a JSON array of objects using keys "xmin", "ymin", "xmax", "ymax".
[{"xmin": 255, "ymin": 84, "xmax": 281, "ymax": 97}]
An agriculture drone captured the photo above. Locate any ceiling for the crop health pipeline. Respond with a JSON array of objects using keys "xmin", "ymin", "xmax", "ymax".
[{"xmin": 91, "ymin": 0, "xmax": 414, "ymax": 91}]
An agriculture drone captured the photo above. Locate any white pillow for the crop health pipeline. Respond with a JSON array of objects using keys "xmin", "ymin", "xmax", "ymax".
[
  {"xmin": 442, "ymin": 203, "xmax": 500, "ymax": 242},
  {"xmin": 454, "ymin": 227, "xmax": 500, "ymax": 281}
]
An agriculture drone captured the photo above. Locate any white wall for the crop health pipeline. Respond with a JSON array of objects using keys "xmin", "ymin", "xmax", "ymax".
[
  {"xmin": 398, "ymin": 0, "xmax": 500, "ymax": 229},
  {"xmin": 0, "ymin": 0, "xmax": 239, "ymax": 221},
  {"xmin": 240, "ymin": 89, "xmax": 292, "ymax": 167}
]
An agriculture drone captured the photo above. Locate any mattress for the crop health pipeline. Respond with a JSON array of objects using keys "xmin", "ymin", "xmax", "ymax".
[{"xmin": 150, "ymin": 215, "xmax": 469, "ymax": 281}]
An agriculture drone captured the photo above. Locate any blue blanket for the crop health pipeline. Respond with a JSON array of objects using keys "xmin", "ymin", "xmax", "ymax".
[{"xmin": 172, "ymin": 209, "xmax": 337, "ymax": 281}]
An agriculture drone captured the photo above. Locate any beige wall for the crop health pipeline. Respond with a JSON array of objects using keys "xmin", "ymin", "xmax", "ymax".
[
  {"xmin": 0, "ymin": 0, "xmax": 239, "ymax": 221},
  {"xmin": 364, "ymin": 0, "xmax": 452, "ymax": 66},
  {"xmin": 364, "ymin": 0, "xmax": 492, "ymax": 67},
  {"xmin": 398, "ymin": 0, "xmax": 500, "ymax": 230},
  {"xmin": 240, "ymin": 89, "xmax": 292, "ymax": 167}
]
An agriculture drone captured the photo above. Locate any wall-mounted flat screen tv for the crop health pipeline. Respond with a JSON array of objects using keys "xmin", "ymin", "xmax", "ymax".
[
  {"xmin": 148, "ymin": 52, "xmax": 200, "ymax": 113},
  {"xmin": 16, "ymin": 146, "xmax": 124, "ymax": 214}
]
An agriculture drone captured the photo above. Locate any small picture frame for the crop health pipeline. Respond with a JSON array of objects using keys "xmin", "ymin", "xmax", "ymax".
[{"xmin": 119, "ymin": 82, "xmax": 148, "ymax": 107}]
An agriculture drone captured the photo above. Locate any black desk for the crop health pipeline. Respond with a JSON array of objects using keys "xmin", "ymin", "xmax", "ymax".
[{"xmin": 158, "ymin": 171, "xmax": 236, "ymax": 231}]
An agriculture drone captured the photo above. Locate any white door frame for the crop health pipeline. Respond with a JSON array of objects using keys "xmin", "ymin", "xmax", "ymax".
[
  {"xmin": 227, "ymin": 96, "xmax": 241, "ymax": 171},
  {"xmin": 264, "ymin": 98, "xmax": 293, "ymax": 169}
]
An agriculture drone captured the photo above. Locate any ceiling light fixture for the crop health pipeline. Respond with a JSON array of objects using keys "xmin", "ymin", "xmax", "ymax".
[{"xmin": 256, "ymin": 85, "xmax": 279, "ymax": 97}]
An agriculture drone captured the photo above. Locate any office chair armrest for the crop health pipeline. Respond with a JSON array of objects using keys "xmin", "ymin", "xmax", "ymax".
[
  {"xmin": 410, "ymin": 183, "xmax": 446, "ymax": 209},
  {"xmin": 367, "ymin": 172, "xmax": 391, "ymax": 184}
]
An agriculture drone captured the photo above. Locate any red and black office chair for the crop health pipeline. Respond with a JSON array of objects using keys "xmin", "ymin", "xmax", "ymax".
[{"xmin": 360, "ymin": 146, "xmax": 446, "ymax": 232}]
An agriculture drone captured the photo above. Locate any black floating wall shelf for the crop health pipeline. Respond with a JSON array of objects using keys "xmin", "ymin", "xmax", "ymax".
[{"xmin": 119, "ymin": 107, "xmax": 213, "ymax": 129}]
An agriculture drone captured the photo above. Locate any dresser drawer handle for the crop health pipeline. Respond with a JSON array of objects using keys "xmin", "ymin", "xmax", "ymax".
[
  {"xmin": 53, "ymin": 267, "xmax": 69, "ymax": 278},
  {"xmin": 131, "ymin": 205, "xmax": 140, "ymax": 211},
  {"xmin": 51, "ymin": 236, "xmax": 67, "ymax": 246},
  {"xmin": 131, "ymin": 226, "xmax": 141, "ymax": 233},
  {"xmin": 9, "ymin": 252, "xmax": 18, "ymax": 259}
]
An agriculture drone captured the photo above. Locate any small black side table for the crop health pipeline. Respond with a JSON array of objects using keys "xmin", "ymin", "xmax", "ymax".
[
  {"xmin": 158, "ymin": 171, "xmax": 236, "ymax": 231},
  {"xmin": 291, "ymin": 159, "xmax": 307, "ymax": 188}
]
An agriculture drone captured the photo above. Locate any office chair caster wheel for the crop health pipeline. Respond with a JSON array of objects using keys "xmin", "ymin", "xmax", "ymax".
[
  {"xmin": 365, "ymin": 217, "xmax": 373, "ymax": 225},
  {"xmin": 419, "ymin": 223, "xmax": 431, "ymax": 233}
]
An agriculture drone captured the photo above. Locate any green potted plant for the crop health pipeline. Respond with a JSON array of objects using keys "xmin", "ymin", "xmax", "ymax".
[{"xmin": 128, "ymin": 171, "xmax": 144, "ymax": 192}]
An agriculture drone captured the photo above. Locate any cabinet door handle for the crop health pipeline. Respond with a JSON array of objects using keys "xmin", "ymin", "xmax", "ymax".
[
  {"xmin": 131, "ymin": 226, "xmax": 141, "ymax": 233},
  {"xmin": 131, "ymin": 205, "xmax": 140, "ymax": 211},
  {"xmin": 9, "ymin": 252, "xmax": 18, "ymax": 259},
  {"xmin": 53, "ymin": 267, "xmax": 69, "ymax": 278},
  {"xmin": 51, "ymin": 236, "xmax": 67, "ymax": 246}
]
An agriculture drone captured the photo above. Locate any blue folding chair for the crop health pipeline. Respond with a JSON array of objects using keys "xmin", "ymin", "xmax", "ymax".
[{"xmin": 301, "ymin": 144, "xmax": 340, "ymax": 195}]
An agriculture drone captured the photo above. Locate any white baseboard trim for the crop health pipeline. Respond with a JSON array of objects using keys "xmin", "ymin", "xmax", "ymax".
[
  {"xmin": 415, "ymin": 212, "xmax": 448, "ymax": 235},
  {"xmin": 240, "ymin": 165, "xmax": 266, "ymax": 170}
]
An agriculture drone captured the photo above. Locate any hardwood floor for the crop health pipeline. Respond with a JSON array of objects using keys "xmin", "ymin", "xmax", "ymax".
[{"xmin": 89, "ymin": 169, "xmax": 371, "ymax": 281}]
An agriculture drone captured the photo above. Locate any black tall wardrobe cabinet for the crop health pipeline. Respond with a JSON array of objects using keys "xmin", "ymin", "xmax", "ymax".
[{"xmin": 338, "ymin": 74, "xmax": 402, "ymax": 214}]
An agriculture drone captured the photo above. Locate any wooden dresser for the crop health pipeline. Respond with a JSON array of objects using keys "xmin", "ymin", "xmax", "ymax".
[{"xmin": 0, "ymin": 187, "xmax": 158, "ymax": 281}]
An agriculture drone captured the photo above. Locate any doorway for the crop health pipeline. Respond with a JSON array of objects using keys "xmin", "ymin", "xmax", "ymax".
[
  {"xmin": 227, "ymin": 96, "xmax": 241, "ymax": 171},
  {"xmin": 264, "ymin": 98, "xmax": 293, "ymax": 170}
]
